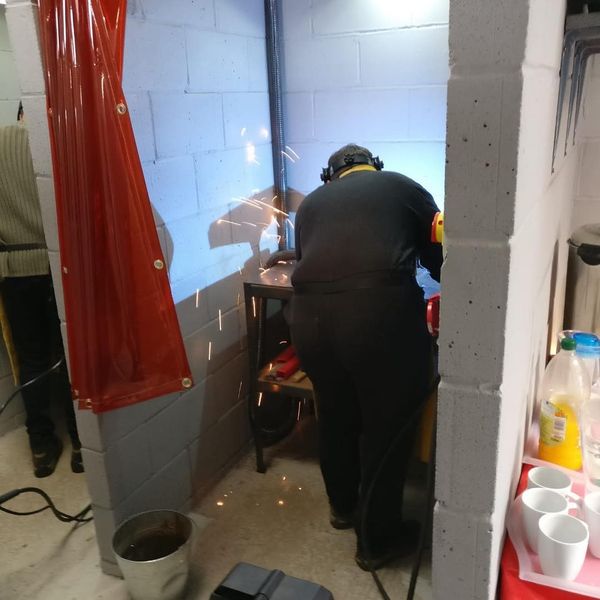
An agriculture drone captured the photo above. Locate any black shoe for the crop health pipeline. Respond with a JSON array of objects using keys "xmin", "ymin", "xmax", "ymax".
[
  {"xmin": 71, "ymin": 447, "xmax": 84, "ymax": 473},
  {"xmin": 355, "ymin": 520, "xmax": 421, "ymax": 571},
  {"xmin": 329, "ymin": 506, "xmax": 356, "ymax": 530},
  {"xmin": 31, "ymin": 436, "xmax": 63, "ymax": 478}
]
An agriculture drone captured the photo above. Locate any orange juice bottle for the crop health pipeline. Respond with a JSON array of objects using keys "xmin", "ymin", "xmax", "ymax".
[{"xmin": 538, "ymin": 338, "xmax": 591, "ymax": 470}]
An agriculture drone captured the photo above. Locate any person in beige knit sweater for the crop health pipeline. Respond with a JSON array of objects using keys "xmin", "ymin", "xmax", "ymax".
[{"xmin": 0, "ymin": 110, "xmax": 82, "ymax": 477}]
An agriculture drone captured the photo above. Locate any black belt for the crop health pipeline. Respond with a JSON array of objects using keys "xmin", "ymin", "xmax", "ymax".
[
  {"xmin": 0, "ymin": 243, "xmax": 47, "ymax": 252},
  {"xmin": 293, "ymin": 272, "xmax": 414, "ymax": 295}
]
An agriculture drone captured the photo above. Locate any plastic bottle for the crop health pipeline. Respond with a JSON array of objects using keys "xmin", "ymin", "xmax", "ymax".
[
  {"xmin": 538, "ymin": 337, "xmax": 591, "ymax": 470},
  {"xmin": 573, "ymin": 332, "xmax": 600, "ymax": 399}
]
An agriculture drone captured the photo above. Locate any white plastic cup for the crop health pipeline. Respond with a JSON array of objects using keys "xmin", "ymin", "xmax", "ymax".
[
  {"xmin": 582, "ymin": 400, "xmax": 600, "ymax": 490},
  {"xmin": 521, "ymin": 488, "xmax": 571, "ymax": 553},
  {"xmin": 584, "ymin": 491, "xmax": 600, "ymax": 558},
  {"xmin": 527, "ymin": 466, "xmax": 573, "ymax": 496},
  {"xmin": 538, "ymin": 513, "xmax": 589, "ymax": 580}
]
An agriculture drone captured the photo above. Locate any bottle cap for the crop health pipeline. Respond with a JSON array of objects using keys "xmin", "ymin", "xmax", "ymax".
[
  {"xmin": 561, "ymin": 337, "xmax": 577, "ymax": 351},
  {"xmin": 573, "ymin": 332, "xmax": 600, "ymax": 358}
]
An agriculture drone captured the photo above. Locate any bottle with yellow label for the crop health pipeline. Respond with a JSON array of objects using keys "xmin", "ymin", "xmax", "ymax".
[{"xmin": 538, "ymin": 337, "xmax": 591, "ymax": 470}]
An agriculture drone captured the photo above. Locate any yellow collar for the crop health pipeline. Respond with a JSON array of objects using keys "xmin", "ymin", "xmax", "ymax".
[{"xmin": 338, "ymin": 165, "xmax": 377, "ymax": 178}]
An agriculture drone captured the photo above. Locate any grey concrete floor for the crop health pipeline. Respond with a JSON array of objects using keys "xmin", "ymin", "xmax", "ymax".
[{"xmin": 0, "ymin": 417, "xmax": 432, "ymax": 600}]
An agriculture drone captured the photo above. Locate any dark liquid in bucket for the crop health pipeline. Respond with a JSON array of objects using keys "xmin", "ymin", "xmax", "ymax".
[{"xmin": 122, "ymin": 532, "xmax": 187, "ymax": 561}]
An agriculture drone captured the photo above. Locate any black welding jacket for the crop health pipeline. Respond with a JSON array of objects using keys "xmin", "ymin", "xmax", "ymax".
[{"xmin": 291, "ymin": 169, "xmax": 442, "ymax": 288}]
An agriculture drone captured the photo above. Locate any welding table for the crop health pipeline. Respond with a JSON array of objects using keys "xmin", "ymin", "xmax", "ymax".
[{"xmin": 243, "ymin": 262, "xmax": 314, "ymax": 473}]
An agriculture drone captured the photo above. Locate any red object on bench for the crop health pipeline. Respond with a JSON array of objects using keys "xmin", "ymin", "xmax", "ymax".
[
  {"xmin": 274, "ymin": 346, "xmax": 296, "ymax": 363},
  {"xmin": 275, "ymin": 356, "xmax": 301, "ymax": 380}
]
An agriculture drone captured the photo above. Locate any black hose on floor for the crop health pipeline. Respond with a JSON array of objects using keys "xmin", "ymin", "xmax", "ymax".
[
  {"xmin": 0, "ymin": 487, "xmax": 92, "ymax": 523},
  {"xmin": 0, "ymin": 358, "xmax": 93, "ymax": 525},
  {"xmin": 359, "ymin": 375, "xmax": 440, "ymax": 600},
  {"xmin": 0, "ymin": 357, "xmax": 65, "ymax": 417}
]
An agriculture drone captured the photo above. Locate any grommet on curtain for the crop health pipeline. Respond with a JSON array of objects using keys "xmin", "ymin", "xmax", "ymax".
[
  {"xmin": 116, "ymin": 102, "xmax": 127, "ymax": 115},
  {"xmin": 182, "ymin": 377, "xmax": 193, "ymax": 389},
  {"xmin": 153, "ymin": 259, "xmax": 164, "ymax": 270}
]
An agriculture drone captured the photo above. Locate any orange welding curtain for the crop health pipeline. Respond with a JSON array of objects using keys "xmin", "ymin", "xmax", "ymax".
[{"xmin": 37, "ymin": 0, "xmax": 193, "ymax": 413}]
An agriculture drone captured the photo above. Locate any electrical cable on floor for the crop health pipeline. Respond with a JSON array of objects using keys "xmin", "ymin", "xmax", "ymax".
[
  {"xmin": 0, "ymin": 359, "xmax": 92, "ymax": 525},
  {"xmin": 0, "ymin": 357, "xmax": 64, "ymax": 417},
  {"xmin": 359, "ymin": 374, "xmax": 441, "ymax": 600},
  {"xmin": 0, "ymin": 487, "xmax": 92, "ymax": 523}
]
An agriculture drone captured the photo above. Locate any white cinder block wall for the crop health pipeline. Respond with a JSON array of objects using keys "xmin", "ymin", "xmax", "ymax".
[
  {"xmin": 6, "ymin": 0, "xmax": 276, "ymax": 576},
  {"xmin": 434, "ymin": 1, "xmax": 582, "ymax": 598},
  {"xmin": 0, "ymin": 6, "xmax": 25, "ymax": 435},
  {"xmin": 0, "ymin": 7, "xmax": 20, "ymax": 125},
  {"xmin": 280, "ymin": 0, "xmax": 449, "ymax": 206},
  {"xmin": 573, "ymin": 58, "xmax": 600, "ymax": 230}
]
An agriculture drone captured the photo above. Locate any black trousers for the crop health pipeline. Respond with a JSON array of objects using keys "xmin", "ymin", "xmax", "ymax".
[
  {"xmin": 290, "ymin": 284, "xmax": 431, "ymax": 553},
  {"xmin": 2, "ymin": 275, "xmax": 79, "ymax": 450}
]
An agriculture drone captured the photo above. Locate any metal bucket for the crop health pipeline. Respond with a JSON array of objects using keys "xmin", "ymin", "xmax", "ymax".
[{"xmin": 112, "ymin": 510, "xmax": 194, "ymax": 600}]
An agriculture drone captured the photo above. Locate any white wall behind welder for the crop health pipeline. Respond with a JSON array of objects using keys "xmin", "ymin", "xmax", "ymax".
[
  {"xmin": 0, "ymin": 7, "xmax": 21, "ymax": 126},
  {"xmin": 122, "ymin": 0, "xmax": 277, "ymax": 306},
  {"xmin": 573, "ymin": 58, "xmax": 600, "ymax": 230},
  {"xmin": 280, "ymin": 0, "xmax": 449, "ymax": 206}
]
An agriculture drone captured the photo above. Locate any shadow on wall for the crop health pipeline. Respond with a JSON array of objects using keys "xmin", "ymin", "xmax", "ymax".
[{"xmin": 145, "ymin": 190, "xmax": 288, "ymax": 502}]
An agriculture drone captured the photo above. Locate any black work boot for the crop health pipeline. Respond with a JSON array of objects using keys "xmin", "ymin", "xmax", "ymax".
[
  {"xmin": 355, "ymin": 519, "xmax": 421, "ymax": 571},
  {"xmin": 70, "ymin": 441, "xmax": 84, "ymax": 473},
  {"xmin": 329, "ymin": 506, "xmax": 356, "ymax": 530},
  {"xmin": 30, "ymin": 435, "xmax": 63, "ymax": 478}
]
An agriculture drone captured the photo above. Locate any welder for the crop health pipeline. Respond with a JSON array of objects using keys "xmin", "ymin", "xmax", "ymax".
[{"xmin": 288, "ymin": 143, "xmax": 443, "ymax": 570}]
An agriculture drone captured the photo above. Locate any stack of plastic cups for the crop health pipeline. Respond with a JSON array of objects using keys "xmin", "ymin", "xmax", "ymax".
[
  {"xmin": 573, "ymin": 332, "xmax": 600, "ymax": 398},
  {"xmin": 573, "ymin": 333, "xmax": 600, "ymax": 494}
]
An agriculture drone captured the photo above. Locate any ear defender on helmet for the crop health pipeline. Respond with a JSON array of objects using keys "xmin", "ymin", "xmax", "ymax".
[{"xmin": 320, "ymin": 152, "xmax": 384, "ymax": 183}]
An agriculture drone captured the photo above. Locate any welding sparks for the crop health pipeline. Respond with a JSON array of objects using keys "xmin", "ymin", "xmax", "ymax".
[
  {"xmin": 231, "ymin": 197, "xmax": 263, "ymax": 211},
  {"xmin": 195, "ymin": 288, "xmax": 200, "ymax": 308},
  {"xmin": 218, "ymin": 309, "xmax": 222, "ymax": 331},
  {"xmin": 218, "ymin": 218, "xmax": 242, "ymax": 227},
  {"xmin": 208, "ymin": 341, "xmax": 212, "ymax": 361},
  {"xmin": 246, "ymin": 142, "xmax": 260, "ymax": 165},
  {"xmin": 286, "ymin": 145, "xmax": 300, "ymax": 160},
  {"xmin": 248, "ymin": 197, "xmax": 289, "ymax": 217},
  {"xmin": 252, "ymin": 297, "xmax": 256, "ymax": 318},
  {"xmin": 281, "ymin": 150, "xmax": 296, "ymax": 163},
  {"xmin": 258, "ymin": 392, "xmax": 263, "ymax": 407}
]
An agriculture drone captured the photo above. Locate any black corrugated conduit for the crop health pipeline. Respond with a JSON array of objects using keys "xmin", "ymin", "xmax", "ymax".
[{"xmin": 264, "ymin": 0, "xmax": 288, "ymax": 250}]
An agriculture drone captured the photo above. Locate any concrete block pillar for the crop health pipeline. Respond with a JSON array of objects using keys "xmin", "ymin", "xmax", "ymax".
[{"xmin": 435, "ymin": 1, "xmax": 577, "ymax": 598}]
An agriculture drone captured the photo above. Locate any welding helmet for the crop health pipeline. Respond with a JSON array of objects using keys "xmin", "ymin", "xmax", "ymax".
[{"xmin": 320, "ymin": 143, "xmax": 384, "ymax": 183}]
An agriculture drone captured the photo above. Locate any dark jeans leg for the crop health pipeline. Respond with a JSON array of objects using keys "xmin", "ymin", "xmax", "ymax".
[
  {"xmin": 290, "ymin": 295, "xmax": 361, "ymax": 514},
  {"xmin": 314, "ymin": 379, "xmax": 361, "ymax": 514},
  {"xmin": 2, "ymin": 275, "xmax": 75, "ymax": 449}
]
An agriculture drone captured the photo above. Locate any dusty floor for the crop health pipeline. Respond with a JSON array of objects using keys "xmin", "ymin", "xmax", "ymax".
[{"xmin": 0, "ymin": 418, "xmax": 432, "ymax": 600}]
